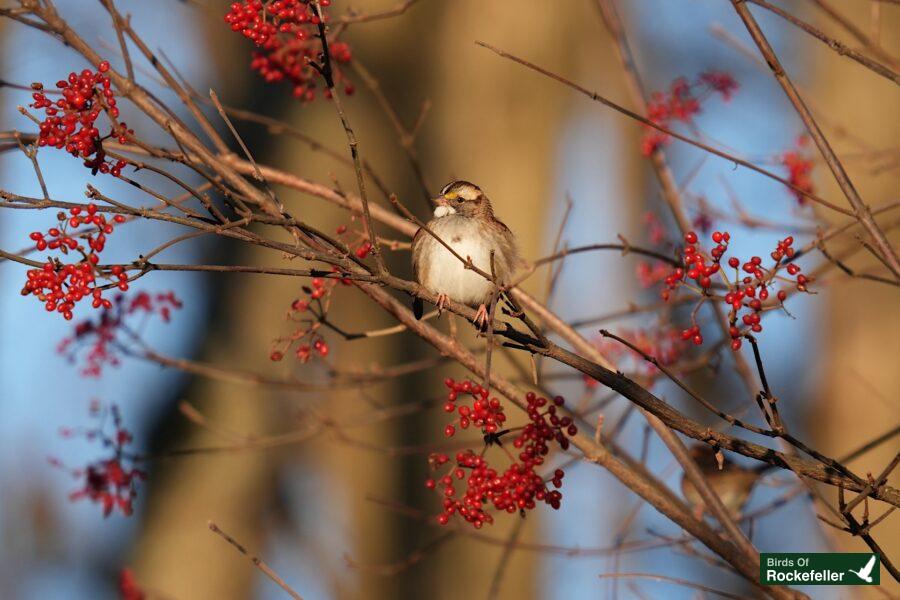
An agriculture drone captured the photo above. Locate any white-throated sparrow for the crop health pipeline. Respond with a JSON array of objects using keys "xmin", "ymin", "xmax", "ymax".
[{"xmin": 411, "ymin": 181, "xmax": 520, "ymax": 326}]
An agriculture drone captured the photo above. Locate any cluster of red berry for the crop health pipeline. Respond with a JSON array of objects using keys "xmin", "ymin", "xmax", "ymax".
[
  {"xmin": 518, "ymin": 391, "xmax": 578, "ymax": 451},
  {"xmin": 441, "ymin": 379, "xmax": 506, "ymax": 438},
  {"xmin": 270, "ymin": 277, "xmax": 338, "ymax": 362},
  {"xmin": 781, "ymin": 136, "xmax": 815, "ymax": 205},
  {"xmin": 225, "ymin": 0, "xmax": 354, "ymax": 101},
  {"xmin": 425, "ymin": 382, "xmax": 576, "ymax": 529},
  {"xmin": 660, "ymin": 231, "xmax": 809, "ymax": 351},
  {"xmin": 51, "ymin": 401, "xmax": 145, "ymax": 517},
  {"xmin": 426, "ymin": 450, "xmax": 565, "ymax": 528},
  {"xmin": 31, "ymin": 62, "xmax": 132, "ymax": 176},
  {"xmin": 642, "ymin": 71, "xmax": 738, "ymax": 156},
  {"xmin": 269, "ymin": 222, "xmax": 368, "ymax": 362},
  {"xmin": 21, "ymin": 204, "xmax": 128, "ymax": 320},
  {"xmin": 57, "ymin": 291, "xmax": 182, "ymax": 377},
  {"xmin": 226, "ymin": 0, "xmax": 324, "ymax": 44},
  {"xmin": 661, "ymin": 230, "xmax": 726, "ymax": 301}
]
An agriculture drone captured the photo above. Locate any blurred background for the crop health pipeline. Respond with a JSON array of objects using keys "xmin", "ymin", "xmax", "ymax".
[{"xmin": 0, "ymin": 0, "xmax": 897, "ymax": 598}]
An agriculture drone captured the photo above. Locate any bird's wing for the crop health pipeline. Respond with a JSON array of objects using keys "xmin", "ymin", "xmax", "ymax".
[
  {"xmin": 493, "ymin": 218, "xmax": 523, "ymax": 274},
  {"xmin": 411, "ymin": 226, "xmax": 427, "ymax": 282},
  {"xmin": 410, "ymin": 226, "xmax": 429, "ymax": 319},
  {"xmin": 861, "ymin": 555, "xmax": 876, "ymax": 576}
]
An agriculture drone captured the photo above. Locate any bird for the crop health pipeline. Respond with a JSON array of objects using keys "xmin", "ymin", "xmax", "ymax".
[
  {"xmin": 848, "ymin": 555, "xmax": 877, "ymax": 583},
  {"xmin": 411, "ymin": 180, "xmax": 520, "ymax": 328},
  {"xmin": 680, "ymin": 444, "xmax": 761, "ymax": 519}
]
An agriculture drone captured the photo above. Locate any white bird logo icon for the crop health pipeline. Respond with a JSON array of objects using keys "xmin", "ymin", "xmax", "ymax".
[{"xmin": 848, "ymin": 555, "xmax": 877, "ymax": 583}]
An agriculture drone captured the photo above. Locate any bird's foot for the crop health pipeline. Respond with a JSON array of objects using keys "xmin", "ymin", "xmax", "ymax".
[
  {"xmin": 473, "ymin": 304, "xmax": 490, "ymax": 331},
  {"xmin": 436, "ymin": 293, "xmax": 450, "ymax": 315}
]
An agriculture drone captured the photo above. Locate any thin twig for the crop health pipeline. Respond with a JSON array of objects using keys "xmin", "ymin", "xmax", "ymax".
[
  {"xmin": 745, "ymin": 0, "xmax": 900, "ymax": 85},
  {"xmin": 597, "ymin": 572, "xmax": 746, "ymax": 600},
  {"xmin": 100, "ymin": 0, "xmax": 134, "ymax": 81},
  {"xmin": 208, "ymin": 521, "xmax": 304, "ymax": 600},
  {"xmin": 486, "ymin": 518, "xmax": 525, "ymax": 600},
  {"xmin": 350, "ymin": 59, "xmax": 432, "ymax": 203},
  {"xmin": 310, "ymin": 1, "xmax": 386, "ymax": 275}
]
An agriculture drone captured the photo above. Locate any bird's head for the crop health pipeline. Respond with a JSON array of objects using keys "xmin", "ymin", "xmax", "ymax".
[{"xmin": 433, "ymin": 180, "xmax": 489, "ymax": 218}]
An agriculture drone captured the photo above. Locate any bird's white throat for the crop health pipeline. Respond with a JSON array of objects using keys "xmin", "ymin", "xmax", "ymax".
[{"xmin": 433, "ymin": 205, "xmax": 456, "ymax": 218}]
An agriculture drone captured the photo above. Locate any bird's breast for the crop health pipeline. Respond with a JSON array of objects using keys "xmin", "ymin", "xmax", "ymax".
[{"xmin": 419, "ymin": 217, "xmax": 505, "ymax": 306}]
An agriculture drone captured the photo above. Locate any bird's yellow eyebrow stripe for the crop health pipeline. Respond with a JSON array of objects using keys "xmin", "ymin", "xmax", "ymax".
[{"xmin": 444, "ymin": 191, "xmax": 459, "ymax": 199}]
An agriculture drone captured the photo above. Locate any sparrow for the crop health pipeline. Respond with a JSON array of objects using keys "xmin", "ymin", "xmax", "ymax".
[
  {"xmin": 411, "ymin": 181, "xmax": 521, "ymax": 327},
  {"xmin": 680, "ymin": 444, "xmax": 761, "ymax": 519}
]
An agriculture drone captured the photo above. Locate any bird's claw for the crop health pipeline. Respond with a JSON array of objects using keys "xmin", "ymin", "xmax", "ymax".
[
  {"xmin": 473, "ymin": 304, "xmax": 489, "ymax": 331},
  {"xmin": 436, "ymin": 293, "xmax": 449, "ymax": 315}
]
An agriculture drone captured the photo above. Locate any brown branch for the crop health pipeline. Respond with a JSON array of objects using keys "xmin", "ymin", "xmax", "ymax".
[
  {"xmin": 841, "ymin": 425, "xmax": 900, "ymax": 464},
  {"xmin": 369, "ymin": 486, "xmax": 806, "ymax": 558},
  {"xmin": 528, "ymin": 341, "xmax": 897, "ymax": 506},
  {"xmin": 807, "ymin": 0, "xmax": 900, "ymax": 69},
  {"xmin": 844, "ymin": 452, "xmax": 900, "ymax": 515},
  {"xmin": 0, "ymin": 247, "xmax": 44, "ymax": 268},
  {"xmin": 745, "ymin": 0, "xmax": 900, "ymax": 85},
  {"xmin": 730, "ymin": 0, "xmax": 900, "ymax": 279},
  {"xmin": 208, "ymin": 522, "xmax": 304, "ymax": 599},
  {"xmin": 529, "ymin": 241, "xmax": 679, "ymax": 270},
  {"xmin": 14, "ymin": 133, "xmax": 48, "ymax": 200},
  {"xmin": 598, "ymin": 330, "xmax": 772, "ymax": 436},
  {"xmin": 208, "ymin": 89, "xmax": 280, "ymax": 210},
  {"xmin": 99, "ymin": 0, "xmax": 134, "ymax": 81},
  {"xmin": 816, "ymin": 240, "xmax": 900, "ymax": 286}
]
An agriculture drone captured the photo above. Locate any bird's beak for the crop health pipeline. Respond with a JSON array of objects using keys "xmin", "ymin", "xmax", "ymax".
[{"xmin": 433, "ymin": 195, "xmax": 449, "ymax": 207}]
